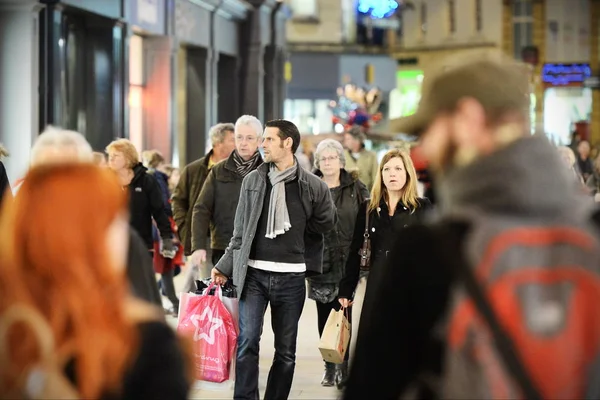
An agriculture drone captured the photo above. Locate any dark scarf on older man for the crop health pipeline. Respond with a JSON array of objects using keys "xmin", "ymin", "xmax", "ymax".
[{"xmin": 232, "ymin": 150, "xmax": 263, "ymax": 178}]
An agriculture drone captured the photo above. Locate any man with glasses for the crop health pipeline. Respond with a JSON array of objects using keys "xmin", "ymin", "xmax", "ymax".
[{"xmin": 191, "ymin": 115, "xmax": 264, "ymax": 267}]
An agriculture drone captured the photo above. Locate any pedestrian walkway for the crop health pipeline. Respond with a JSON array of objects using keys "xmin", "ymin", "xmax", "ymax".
[{"xmin": 164, "ymin": 268, "xmax": 367, "ymax": 400}]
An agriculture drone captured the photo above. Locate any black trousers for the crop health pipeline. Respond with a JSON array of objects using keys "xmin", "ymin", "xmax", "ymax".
[
  {"xmin": 151, "ymin": 250, "xmax": 179, "ymax": 310},
  {"xmin": 316, "ymin": 299, "xmax": 352, "ymax": 362}
]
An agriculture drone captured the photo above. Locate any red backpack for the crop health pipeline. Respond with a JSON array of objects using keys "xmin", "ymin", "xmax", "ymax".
[{"xmin": 440, "ymin": 218, "xmax": 600, "ymax": 400}]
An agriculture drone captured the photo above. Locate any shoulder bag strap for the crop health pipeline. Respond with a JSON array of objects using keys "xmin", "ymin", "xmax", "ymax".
[
  {"xmin": 364, "ymin": 203, "xmax": 370, "ymax": 236},
  {"xmin": 437, "ymin": 221, "xmax": 543, "ymax": 400}
]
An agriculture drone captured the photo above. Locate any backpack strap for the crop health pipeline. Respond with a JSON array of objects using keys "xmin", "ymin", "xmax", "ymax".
[{"xmin": 436, "ymin": 220, "xmax": 543, "ymax": 400}]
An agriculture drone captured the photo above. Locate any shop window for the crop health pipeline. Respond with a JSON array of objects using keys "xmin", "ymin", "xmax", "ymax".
[
  {"xmin": 448, "ymin": 0, "xmax": 456, "ymax": 34},
  {"xmin": 475, "ymin": 0, "xmax": 483, "ymax": 33},
  {"xmin": 543, "ymin": 87, "xmax": 592, "ymax": 145},
  {"xmin": 512, "ymin": 0, "xmax": 534, "ymax": 60},
  {"xmin": 284, "ymin": 99, "xmax": 334, "ymax": 135},
  {"xmin": 289, "ymin": 0, "xmax": 318, "ymax": 22}
]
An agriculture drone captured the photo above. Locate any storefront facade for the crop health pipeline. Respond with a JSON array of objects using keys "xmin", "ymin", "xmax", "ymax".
[{"xmin": 0, "ymin": 0, "xmax": 288, "ymax": 182}]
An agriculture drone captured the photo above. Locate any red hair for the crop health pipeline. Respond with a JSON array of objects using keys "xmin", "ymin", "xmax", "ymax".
[{"xmin": 0, "ymin": 164, "xmax": 136, "ymax": 398}]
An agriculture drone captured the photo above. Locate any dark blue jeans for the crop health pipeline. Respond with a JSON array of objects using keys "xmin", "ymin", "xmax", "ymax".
[{"xmin": 234, "ymin": 267, "xmax": 306, "ymax": 400}]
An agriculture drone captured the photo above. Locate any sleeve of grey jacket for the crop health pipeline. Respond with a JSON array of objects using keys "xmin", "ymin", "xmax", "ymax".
[
  {"xmin": 307, "ymin": 179, "xmax": 337, "ymax": 234},
  {"xmin": 214, "ymin": 177, "xmax": 246, "ymax": 278},
  {"xmin": 191, "ymin": 170, "xmax": 215, "ymax": 252}
]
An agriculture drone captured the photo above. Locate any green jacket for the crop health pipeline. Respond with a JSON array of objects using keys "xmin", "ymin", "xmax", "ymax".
[
  {"xmin": 172, "ymin": 150, "xmax": 213, "ymax": 255},
  {"xmin": 344, "ymin": 148, "xmax": 379, "ymax": 191}
]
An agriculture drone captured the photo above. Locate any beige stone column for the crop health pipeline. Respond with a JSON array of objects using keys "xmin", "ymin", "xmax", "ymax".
[
  {"xmin": 532, "ymin": 0, "xmax": 546, "ymax": 130},
  {"xmin": 502, "ymin": 0, "xmax": 513, "ymax": 57}
]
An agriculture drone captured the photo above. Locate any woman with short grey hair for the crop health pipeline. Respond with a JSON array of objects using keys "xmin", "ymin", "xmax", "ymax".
[{"xmin": 307, "ymin": 138, "xmax": 369, "ymax": 389}]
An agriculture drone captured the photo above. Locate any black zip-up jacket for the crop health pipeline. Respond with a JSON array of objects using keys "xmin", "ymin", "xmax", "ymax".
[
  {"xmin": 191, "ymin": 152, "xmax": 263, "ymax": 252},
  {"xmin": 128, "ymin": 163, "xmax": 172, "ymax": 249},
  {"xmin": 308, "ymin": 169, "xmax": 369, "ymax": 285}
]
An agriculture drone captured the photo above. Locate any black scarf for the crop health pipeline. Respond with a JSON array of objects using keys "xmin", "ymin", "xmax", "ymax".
[{"xmin": 232, "ymin": 150, "xmax": 263, "ymax": 178}]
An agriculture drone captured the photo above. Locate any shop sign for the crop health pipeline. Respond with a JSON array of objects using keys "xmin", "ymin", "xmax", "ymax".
[
  {"xmin": 584, "ymin": 76, "xmax": 600, "ymax": 89},
  {"xmin": 542, "ymin": 63, "xmax": 592, "ymax": 87},
  {"xmin": 138, "ymin": 0, "xmax": 158, "ymax": 25}
]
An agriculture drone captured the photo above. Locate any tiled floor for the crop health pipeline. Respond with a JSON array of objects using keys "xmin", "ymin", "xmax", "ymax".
[{"xmin": 163, "ymin": 268, "xmax": 367, "ymax": 400}]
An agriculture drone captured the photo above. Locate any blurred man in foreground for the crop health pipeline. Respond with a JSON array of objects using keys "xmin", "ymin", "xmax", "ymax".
[{"xmin": 345, "ymin": 53, "xmax": 600, "ymax": 399}]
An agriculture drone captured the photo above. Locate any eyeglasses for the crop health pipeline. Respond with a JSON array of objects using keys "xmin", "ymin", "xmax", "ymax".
[
  {"xmin": 235, "ymin": 136, "xmax": 258, "ymax": 143},
  {"xmin": 319, "ymin": 156, "xmax": 339, "ymax": 163}
]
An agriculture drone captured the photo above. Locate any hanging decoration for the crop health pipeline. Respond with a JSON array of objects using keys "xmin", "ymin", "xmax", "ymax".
[{"xmin": 329, "ymin": 84, "xmax": 383, "ymax": 130}]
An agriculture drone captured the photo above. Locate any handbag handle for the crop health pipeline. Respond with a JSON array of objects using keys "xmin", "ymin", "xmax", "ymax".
[{"xmin": 203, "ymin": 282, "xmax": 223, "ymax": 300}]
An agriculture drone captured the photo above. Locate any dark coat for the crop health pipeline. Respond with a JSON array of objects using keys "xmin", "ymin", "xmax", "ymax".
[
  {"xmin": 128, "ymin": 163, "xmax": 172, "ymax": 249},
  {"xmin": 172, "ymin": 151, "xmax": 214, "ymax": 255},
  {"xmin": 308, "ymin": 169, "xmax": 369, "ymax": 286},
  {"xmin": 150, "ymin": 169, "xmax": 173, "ymax": 218},
  {"xmin": 126, "ymin": 229, "xmax": 162, "ymax": 306},
  {"xmin": 338, "ymin": 196, "xmax": 432, "ymax": 299},
  {"xmin": 191, "ymin": 152, "xmax": 263, "ymax": 252}
]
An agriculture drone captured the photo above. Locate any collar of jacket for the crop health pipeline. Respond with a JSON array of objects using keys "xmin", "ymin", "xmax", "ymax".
[
  {"xmin": 224, "ymin": 151, "xmax": 237, "ymax": 172},
  {"xmin": 202, "ymin": 149, "xmax": 214, "ymax": 167},
  {"xmin": 438, "ymin": 134, "xmax": 592, "ymax": 218},
  {"xmin": 313, "ymin": 168, "xmax": 357, "ymax": 188},
  {"xmin": 131, "ymin": 162, "xmax": 148, "ymax": 185},
  {"xmin": 255, "ymin": 157, "xmax": 308, "ymax": 183}
]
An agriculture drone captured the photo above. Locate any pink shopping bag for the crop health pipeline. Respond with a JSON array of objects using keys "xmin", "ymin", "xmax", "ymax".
[{"xmin": 177, "ymin": 284, "xmax": 238, "ymax": 383}]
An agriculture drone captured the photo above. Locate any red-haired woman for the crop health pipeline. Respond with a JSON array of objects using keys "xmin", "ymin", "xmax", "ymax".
[{"xmin": 0, "ymin": 165, "xmax": 191, "ymax": 399}]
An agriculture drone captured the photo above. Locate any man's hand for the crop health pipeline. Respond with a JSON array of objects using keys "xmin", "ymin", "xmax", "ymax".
[
  {"xmin": 211, "ymin": 268, "xmax": 228, "ymax": 285},
  {"xmin": 338, "ymin": 298, "xmax": 353, "ymax": 308},
  {"xmin": 191, "ymin": 249, "xmax": 207, "ymax": 266}
]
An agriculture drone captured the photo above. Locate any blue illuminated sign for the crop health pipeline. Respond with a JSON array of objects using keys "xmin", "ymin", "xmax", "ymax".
[
  {"xmin": 357, "ymin": 0, "xmax": 399, "ymax": 19},
  {"xmin": 542, "ymin": 63, "xmax": 592, "ymax": 86}
]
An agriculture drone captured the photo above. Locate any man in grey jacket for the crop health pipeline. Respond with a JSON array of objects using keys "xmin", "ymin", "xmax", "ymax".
[{"xmin": 213, "ymin": 119, "xmax": 336, "ymax": 400}]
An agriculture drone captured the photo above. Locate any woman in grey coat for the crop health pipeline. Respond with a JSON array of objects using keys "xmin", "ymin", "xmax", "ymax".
[{"xmin": 308, "ymin": 139, "xmax": 369, "ymax": 389}]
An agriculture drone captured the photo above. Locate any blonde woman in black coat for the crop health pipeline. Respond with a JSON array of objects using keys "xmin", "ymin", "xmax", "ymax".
[{"xmin": 339, "ymin": 150, "xmax": 431, "ymax": 372}]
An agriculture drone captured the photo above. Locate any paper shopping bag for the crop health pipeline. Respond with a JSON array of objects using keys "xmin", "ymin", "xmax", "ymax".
[{"xmin": 318, "ymin": 308, "xmax": 351, "ymax": 364}]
